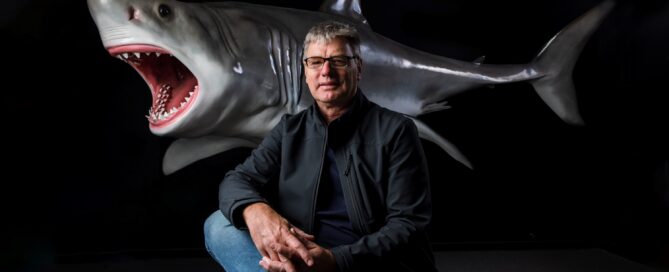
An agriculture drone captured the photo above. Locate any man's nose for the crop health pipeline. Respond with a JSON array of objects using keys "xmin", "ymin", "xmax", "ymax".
[{"xmin": 319, "ymin": 60, "xmax": 334, "ymax": 76}]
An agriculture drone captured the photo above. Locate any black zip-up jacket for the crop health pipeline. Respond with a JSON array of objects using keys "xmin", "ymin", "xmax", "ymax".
[{"xmin": 219, "ymin": 91, "xmax": 437, "ymax": 271}]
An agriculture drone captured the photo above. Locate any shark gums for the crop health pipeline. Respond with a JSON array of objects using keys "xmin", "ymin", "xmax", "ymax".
[{"xmin": 87, "ymin": 0, "xmax": 614, "ymax": 174}]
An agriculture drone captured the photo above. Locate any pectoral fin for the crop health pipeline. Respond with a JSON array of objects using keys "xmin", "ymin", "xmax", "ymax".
[
  {"xmin": 409, "ymin": 117, "xmax": 473, "ymax": 169},
  {"xmin": 163, "ymin": 136, "xmax": 259, "ymax": 175}
]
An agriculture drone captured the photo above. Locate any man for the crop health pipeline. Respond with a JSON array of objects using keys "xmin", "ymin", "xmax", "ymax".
[{"xmin": 204, "ymin": 21, "xmax": 437, "ymax": 272}]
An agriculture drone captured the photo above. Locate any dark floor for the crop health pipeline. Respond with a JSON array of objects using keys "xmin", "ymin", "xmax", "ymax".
[
  {"xmin": 432, "ymin": 248, "xmax": 659, "ymax": 272},
  {"xmin": 51, "ymin": 248, "xmax": 659, "ymax": 272}
]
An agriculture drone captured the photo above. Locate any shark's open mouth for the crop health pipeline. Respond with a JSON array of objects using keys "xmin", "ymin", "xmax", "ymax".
[{"xmin": 108, "ymin": 45, "xmax": 199, "ymax": 127}]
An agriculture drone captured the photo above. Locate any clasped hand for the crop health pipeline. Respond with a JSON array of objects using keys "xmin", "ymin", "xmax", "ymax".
[{"xmin": 243, "ymin": 203, "xmax": 336, "ymax": 272}]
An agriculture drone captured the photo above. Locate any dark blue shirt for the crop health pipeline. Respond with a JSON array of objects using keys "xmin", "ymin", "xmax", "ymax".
[{"xmin": 314, "ymin": 146, "xmax": 361, "ymax": 248}]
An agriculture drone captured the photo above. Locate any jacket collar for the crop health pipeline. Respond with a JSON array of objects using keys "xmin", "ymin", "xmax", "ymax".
[{"xmin": 309, "ymin": 89, "xmax": 370, "ymax": 129}]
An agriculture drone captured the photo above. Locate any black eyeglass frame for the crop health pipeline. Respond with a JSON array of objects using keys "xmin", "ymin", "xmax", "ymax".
[{"xmin": 303, "ymin": 55, "xmax": 359, "ymax": 69}]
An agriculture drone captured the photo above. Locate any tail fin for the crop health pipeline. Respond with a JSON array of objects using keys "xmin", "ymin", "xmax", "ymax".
[{"xmin": 531, "ymin": 0, "xmax": 615, "ymax": 125}]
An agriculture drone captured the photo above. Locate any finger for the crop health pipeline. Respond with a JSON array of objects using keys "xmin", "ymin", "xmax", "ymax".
[
  {"xmin": 261, "ymin": 236, "xmax": 282, "ymax": 261},
  {"xmin": 260, "ymin": 257, "xmax": 277, "ymax": 272},
  {"xmin": 274, "ymin": 244, "xmax": 298, "ymax": 263},
  {"xmin": 256, "ymin": 245, "xmax": 271, "ymax": 261},
  {"xmin": 260, "ymin": 256, "xmax": 296, "ymax": 272},
  {"xmin": 268, "ymin": 249, "xmax": 280, "ymax": 262},
  {"xmin": 282, "ymin": 233, "xmax": 314, "ymax": 266},
  {"xmin": 271, "ymin": 243, "xmax": 296, "ymax": 260},
  {"xmin": 259, "ymin": 257, "xmax": 270, "ymax": 270},
  {"xmin": 254, "ymin": 238, "xmax": 275, "ymax": 261},
  {"xmin": 278, "ymin": 253, "xmax": 288, "ymax": 262},
  {"xmin": 301, "ymin": 237, "xmax": 317, "ymax": 248},
  {"xmin": 264, "ymin": 243, "xmax": 280, "ymax": 261},
  {"xmin": 291, "ymin": 226, "xmax": 315, "ymax": 241},
  {"xmin": 273, "ymin": 242, "xmax": 318, "ymax": 269},
  {"xmin": 252, "ymin": 238, "xmax": 267, "ymax": 255}
]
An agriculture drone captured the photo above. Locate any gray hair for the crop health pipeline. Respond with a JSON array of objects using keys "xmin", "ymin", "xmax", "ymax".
[{"xmin": 303, "ymin": 21, "xmax": 361, "ymax": 57}]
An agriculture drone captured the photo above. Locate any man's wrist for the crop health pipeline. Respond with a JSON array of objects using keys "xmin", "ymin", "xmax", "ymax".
[{"xmin": 242, "ymin": 202, "xmax": 270, "ymax": 223}]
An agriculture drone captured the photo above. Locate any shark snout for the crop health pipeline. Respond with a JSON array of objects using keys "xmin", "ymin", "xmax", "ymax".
[
  {"xmin": 87, "ymin": 0, "xmax": 164, "ymax": 46},
  {"xmin": 87, "ymin": 0, "xmax": 152, "ymax": 26}
]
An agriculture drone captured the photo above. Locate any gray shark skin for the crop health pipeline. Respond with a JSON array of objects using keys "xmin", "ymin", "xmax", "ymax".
[{"xmin": 87, "ymin": 0, "xmax": 614, "ymax": 174}]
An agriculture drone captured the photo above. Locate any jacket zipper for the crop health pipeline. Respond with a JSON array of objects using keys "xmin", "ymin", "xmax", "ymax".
[
  {"xmin": 345, "ymin": 152, "xmax": 371, "ymax": 234},
  {"xmin": 309, "ymin": 126, "xmax": 328, "ymax": 233}
]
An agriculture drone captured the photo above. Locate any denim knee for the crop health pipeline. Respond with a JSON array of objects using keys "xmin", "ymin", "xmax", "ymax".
[
  {"xmin": 204, "ymin": 210, "xmax": 262, "ymax": 272},
  {"xmin": 204, "ymin": 210, "xmax": 231, "ymax": 250}
]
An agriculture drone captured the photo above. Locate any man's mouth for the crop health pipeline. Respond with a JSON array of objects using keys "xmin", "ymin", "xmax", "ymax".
[
  {"xmin": 319, "ymin": 81, "xmax": 339, "ymax": 87},
  {"xmin": 107, "ymin": 45, "xmax": 199, "ymax": 127}
]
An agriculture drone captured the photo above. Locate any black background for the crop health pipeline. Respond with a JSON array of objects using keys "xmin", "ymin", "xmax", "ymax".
[{"xmin": 2, "ymin": 0, "xmax": 668, "ymax": 270}]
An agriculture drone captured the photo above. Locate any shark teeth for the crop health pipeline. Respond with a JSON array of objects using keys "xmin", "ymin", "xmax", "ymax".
[
  {"xmin": 111, "ymin": 48, "xmax": 196, "ymax": 124},
  {"xmin": 147, "ymin": 84, "xmax": 198, "ymax": 123},
  {"xmin": 115, "ymin": 51, "xmax": 172, "ymax": 61}
]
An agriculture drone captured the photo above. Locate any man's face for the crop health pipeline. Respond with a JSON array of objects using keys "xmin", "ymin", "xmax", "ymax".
[{"xmin": 304, "ymin": 37, "xmax": 362, "ymax": 107}]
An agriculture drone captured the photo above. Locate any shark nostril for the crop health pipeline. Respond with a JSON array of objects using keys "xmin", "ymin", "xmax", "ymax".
[
  {"xmin": 128, "ymin": 6, "xmax": 140, "ymax": 21},
  {"xmin": 127, "ymin": 6, "xmax": 134, "ymax": 20}
]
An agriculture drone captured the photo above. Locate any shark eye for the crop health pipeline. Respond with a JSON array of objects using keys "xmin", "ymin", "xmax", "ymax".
[{"xmin": 158, "ymin": 4, "xmax": 171, "ymax": 17}]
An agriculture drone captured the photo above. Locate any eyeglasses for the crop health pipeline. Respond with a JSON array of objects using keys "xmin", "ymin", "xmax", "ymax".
[{"xmin": 303, "ymin": 56, "xmax": 358, "ymax": 69}]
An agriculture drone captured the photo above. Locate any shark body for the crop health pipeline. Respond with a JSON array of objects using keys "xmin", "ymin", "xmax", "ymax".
[{"xmin": 87, "ymin": 0, "xmax": 614, "ymax": 174}]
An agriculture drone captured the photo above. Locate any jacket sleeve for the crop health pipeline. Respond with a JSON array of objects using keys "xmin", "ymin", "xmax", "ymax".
[
  {"xmin": 330, "ymin": 118, "xmax": 434, "ymax": 271},
  {"xmin": 218, "ymin": 116, "xmax": 285, "ymax": 229}
]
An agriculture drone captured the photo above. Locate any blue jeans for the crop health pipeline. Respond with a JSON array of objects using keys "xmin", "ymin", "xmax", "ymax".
[{"xmin": 204, "ymin": 210, "xmax": 264, "ymax": 272}]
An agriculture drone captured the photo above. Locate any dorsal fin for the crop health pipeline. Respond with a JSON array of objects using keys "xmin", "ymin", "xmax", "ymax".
[{"xmin": 319, "ymin": 0, "xmax": 369, "ymax": 26}]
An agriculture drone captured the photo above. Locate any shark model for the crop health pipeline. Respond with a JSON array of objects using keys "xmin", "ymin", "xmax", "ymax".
[{"xmin": 87, "ymin": 0, "xmax": 614, "ymax": 174}]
